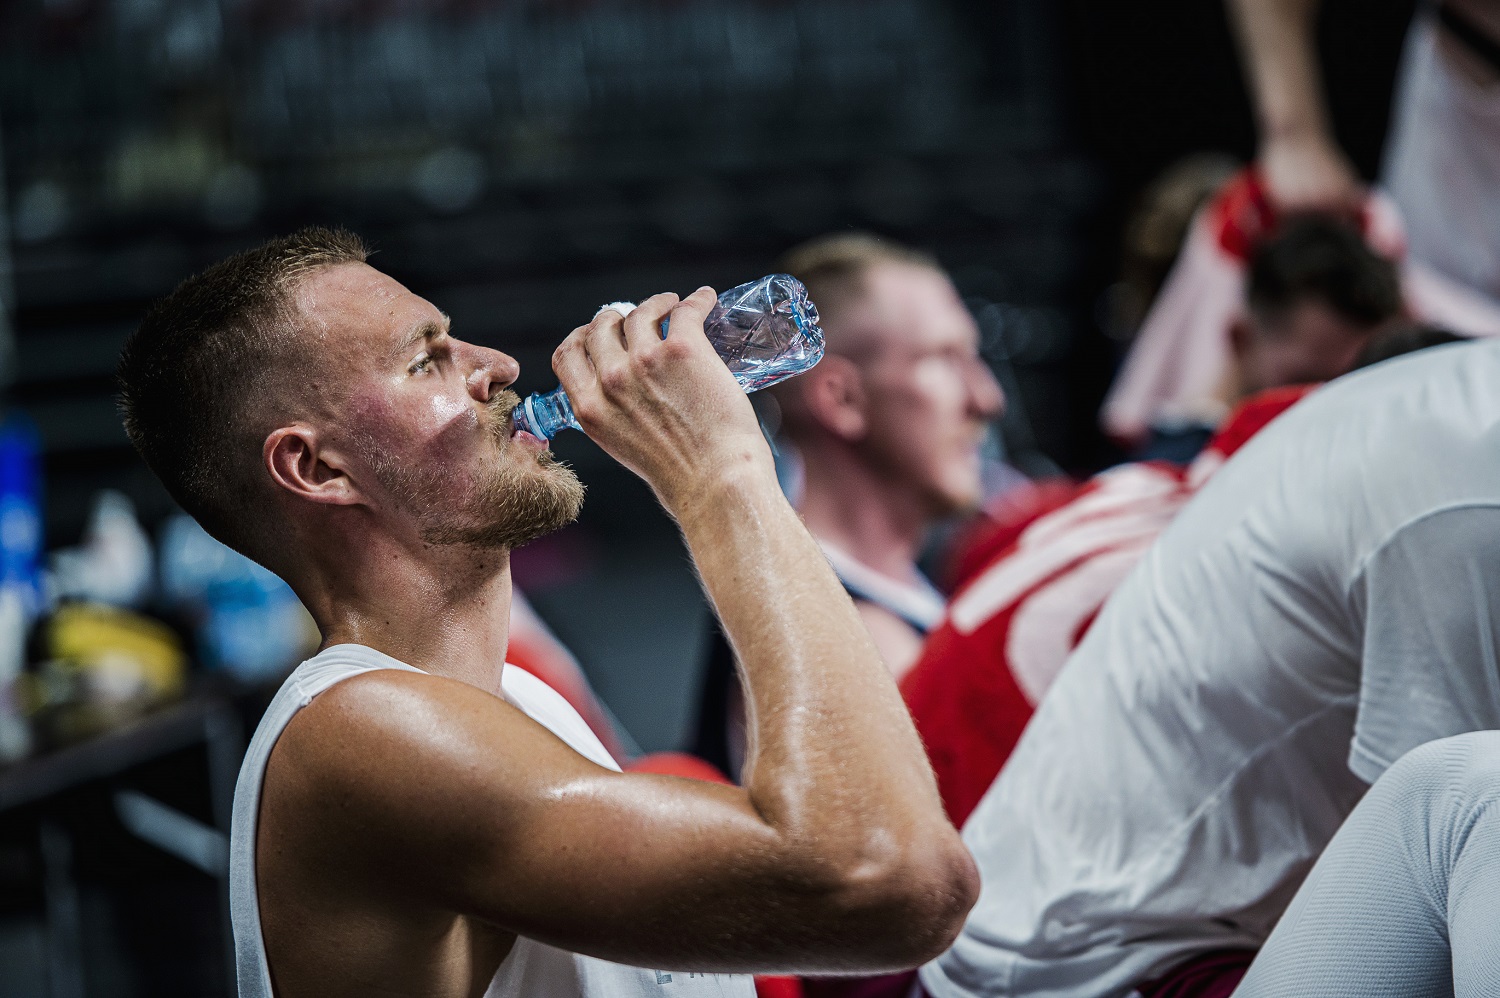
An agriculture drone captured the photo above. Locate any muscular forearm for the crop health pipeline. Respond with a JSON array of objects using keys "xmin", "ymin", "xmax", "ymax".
[
  {"xmin": 673, "ymin": 470, "xmax": 971, "ymax": 912},
  {"xmin": 1227, "ymin": 0, "xmax": 1331, "ymax": 140},
  {"xmin": 542, "ymin": 292, "xmax": 975, "ymax": 964}
]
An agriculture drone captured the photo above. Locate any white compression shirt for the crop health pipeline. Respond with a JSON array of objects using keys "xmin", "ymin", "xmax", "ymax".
[
  {"xmin": 923, "ymin": 339, "xmax": 1500, "ymax": 998},
  {"xmin": 230, "ymin": 643, "xmax": 754, "ymax": 998},
  {"xmin": 1233, "ymin": 731, "xmax": 1500, "ymax": 998}
]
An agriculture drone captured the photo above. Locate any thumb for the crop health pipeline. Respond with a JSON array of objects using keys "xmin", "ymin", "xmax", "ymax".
[{"xmin": 664, "ymin": 286, "xmax": 718, "ymax": 340}]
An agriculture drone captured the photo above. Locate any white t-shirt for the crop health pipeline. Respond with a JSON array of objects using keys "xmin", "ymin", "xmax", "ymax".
[
  {"xmin": 921, "ymin": 339, "xmax": 1500, "ymax": 998},
  {"xmin": 230, "ymin": 643, "xmax": 753, "ymax": 998}
]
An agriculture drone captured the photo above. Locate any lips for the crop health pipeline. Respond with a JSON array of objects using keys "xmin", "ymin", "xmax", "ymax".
[{"xmin": 487, "ymin": 390, "xmax": 523, "ymax": 444}]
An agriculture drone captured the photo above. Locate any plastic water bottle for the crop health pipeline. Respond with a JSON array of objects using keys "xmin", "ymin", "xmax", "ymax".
[{"xmin": 514, "ymin": 273, "xmax": 825, "ymax": 440}]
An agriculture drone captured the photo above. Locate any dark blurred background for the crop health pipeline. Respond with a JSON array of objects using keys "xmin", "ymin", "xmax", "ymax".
[{"xmin": 0, "ymin": 0, "xmax": 1415, "ymax": 993}]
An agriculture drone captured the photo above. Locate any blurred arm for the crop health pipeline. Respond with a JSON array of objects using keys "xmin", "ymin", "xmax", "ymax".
[{"xmin": 1226, "ymin": 0, "xmax": 1364, "ymax": 215}]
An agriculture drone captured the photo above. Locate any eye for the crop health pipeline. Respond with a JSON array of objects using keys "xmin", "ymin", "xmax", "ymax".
[{"xmin": 409, "ymin": 353, "xmax": 434, "ymax": 375}]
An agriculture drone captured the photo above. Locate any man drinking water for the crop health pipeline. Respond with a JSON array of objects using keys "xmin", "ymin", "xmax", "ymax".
[{"xmin": 116, "ymin": 228, "xmax": 977, "ymax": 997}]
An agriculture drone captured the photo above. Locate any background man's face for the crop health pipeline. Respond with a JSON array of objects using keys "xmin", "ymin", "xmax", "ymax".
[
  {"xmin": 1239, "ymin": 299, "xmax": 1380, "ymax": 395},
  {"xmin": 851, "ymin": 262, "xmax": 1005, "ymax": 516},
  {"xmin": 292, "ymin": 262, "xmax": 582, "ymax": 548}
]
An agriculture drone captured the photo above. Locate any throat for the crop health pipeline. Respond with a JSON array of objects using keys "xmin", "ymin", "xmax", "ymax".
[{"xmin": 311, "ymin": 549, "xmax": 515, "ymax": 696}]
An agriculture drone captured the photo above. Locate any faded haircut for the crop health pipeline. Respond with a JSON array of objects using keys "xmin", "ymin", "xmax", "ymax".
[{"xmin": 117, "ymin": 226, "xmax": 369, "ymax": 560}]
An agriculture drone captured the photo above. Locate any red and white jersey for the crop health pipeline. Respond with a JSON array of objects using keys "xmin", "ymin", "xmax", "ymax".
[{"xmin": 902, "ymin": 386, "xmax": 1312, "ymax": 826}]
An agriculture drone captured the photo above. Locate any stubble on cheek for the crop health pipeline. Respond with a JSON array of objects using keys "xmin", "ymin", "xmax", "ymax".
[
  {"xmin": 358, "ymin": 389, "xmax": 489, "ymax": 473},
  {"xmin": 341, "ymin": 381, "xmax": 579, "ymax": 548}
]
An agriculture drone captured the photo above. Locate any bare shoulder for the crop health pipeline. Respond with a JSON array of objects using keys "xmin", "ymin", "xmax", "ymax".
[
  {"xmin": 269, "ymin": 669, "xmax": 521, "ymax": 808},
  {"xmin": 259, "ymin": 668, "xmax": 599, "ymax": 897},
  {"xmin": 256, "ymin": 671, "xmax": 529, "ymax": 994}
]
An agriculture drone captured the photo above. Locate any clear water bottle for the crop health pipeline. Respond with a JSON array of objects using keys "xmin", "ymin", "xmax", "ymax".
[{"xmin": 513, "ymin": 274, "xmax": 825, "ymax": 440}]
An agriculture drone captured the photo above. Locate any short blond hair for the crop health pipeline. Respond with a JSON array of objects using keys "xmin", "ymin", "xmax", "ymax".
[
  {"xmin": 771, "ymin": 233, "xmax": 944, "ymax": 440},
  {"xmin": 778, "ymin": 232, "xmax": 940, "ymax": 350}
]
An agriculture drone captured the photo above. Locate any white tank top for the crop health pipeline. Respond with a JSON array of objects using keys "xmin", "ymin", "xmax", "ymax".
[{"xmin": 229, "ymin": 643, "xmax": 755, "ymax": 998}]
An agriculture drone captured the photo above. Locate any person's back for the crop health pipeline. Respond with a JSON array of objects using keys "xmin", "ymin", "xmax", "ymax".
[
  {"xmin": 902, "ymin": 385, "xmax": 1312, "ymax": 828},
  {"xmin": 924, "ymin": 338, "xmax": 1500, "ymax": 997}
]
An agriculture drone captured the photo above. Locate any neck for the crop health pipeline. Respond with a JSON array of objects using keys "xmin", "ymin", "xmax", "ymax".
[
  {"xmin": 793, "ymin": 437, "xmax": 930, "ymax": 583},
  {"xmin": 292, "ymin": 518, "xmax": 514, "ymax": 696}
]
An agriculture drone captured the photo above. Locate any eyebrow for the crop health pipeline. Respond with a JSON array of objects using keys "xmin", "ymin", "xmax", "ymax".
[{"xmin": 396, "ymin": 312, "xmax": 452, "ymax": 355}]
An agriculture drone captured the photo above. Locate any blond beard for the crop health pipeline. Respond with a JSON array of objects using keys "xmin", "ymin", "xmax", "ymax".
[{"xmin": 362, "ymin": 390, "xmax": 586, "ymax": 550}]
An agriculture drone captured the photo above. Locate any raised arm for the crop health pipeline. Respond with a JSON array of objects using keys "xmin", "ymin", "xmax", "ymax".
[
  {"xmin": 281, "ymin": 289, "xmax": 977, "ymax": 976},
  {"xmin": 1226, "ymin": 0, "xmax": 1364, "ymax": 215}
]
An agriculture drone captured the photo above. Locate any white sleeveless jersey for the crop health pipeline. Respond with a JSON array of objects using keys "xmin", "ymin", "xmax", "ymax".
[{"xmin": 229, "ymin": 643, "xmax": 754, "ymax": 998}]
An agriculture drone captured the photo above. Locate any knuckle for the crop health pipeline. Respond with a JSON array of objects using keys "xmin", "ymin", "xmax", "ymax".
[
  {"xmin": 570, "ymin": 397, "xmax": 601, "ymax": 425},
  {"xmin": 599, "ymin": 366, "xmax": 630, "ymax": 394},
  {"xmin": 632, "ymin": 346, "xmax": 664, "ymax": 372}
]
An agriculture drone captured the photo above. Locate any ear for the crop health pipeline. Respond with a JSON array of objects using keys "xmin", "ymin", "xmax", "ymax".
[
  {"xmin": 263, "ymin": 426, "xmax": 361, "ymax": 507},
  {"xmin": 800, "ymin": 354, "xmax": 869, "ymax": 442}
]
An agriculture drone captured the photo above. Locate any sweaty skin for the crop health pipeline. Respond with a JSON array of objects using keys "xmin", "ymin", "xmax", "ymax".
[{"xmin": 251, "ymin": 265, "xmax": 978, "ymax": 997}]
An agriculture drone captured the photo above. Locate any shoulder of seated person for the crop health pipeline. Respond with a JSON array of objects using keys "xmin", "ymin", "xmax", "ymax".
[
  {"xmin": 268, "ymin": 670, "xmax": 527, "ymax": 810},
  {"xmin": 294, "ymin": 666, "xmax": 504, "ymax": 735}
]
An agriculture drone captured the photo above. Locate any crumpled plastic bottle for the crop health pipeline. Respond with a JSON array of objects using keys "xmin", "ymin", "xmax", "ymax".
[{"xmin": 514, "ymin": 273, "xmax": 825, "ymax": 440}]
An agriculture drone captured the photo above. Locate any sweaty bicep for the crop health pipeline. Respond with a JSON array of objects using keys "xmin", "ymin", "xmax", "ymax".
[
  {"xmin": 275, "ymin": 671, "xmax": 864, "ymax": 974},
  {"xmin": 1351, "ymin": 504, "xmax": 1500, "ymax": 782}
]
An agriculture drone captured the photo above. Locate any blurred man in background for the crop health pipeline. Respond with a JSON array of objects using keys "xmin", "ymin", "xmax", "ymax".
[
  {"xmin": 768, "ymin": 234, "xmax": 1006, "ymax": 676},
  {"xmin": 694, "ymin": 234, "xmax": 1004, "ymax": 777},
  {"xmin": 1228, "ymin": 217, "xmax": 1402, "ymax": 398},
  {"xmin": 1135, "ymin": 215, "xmax": 1402, "ymax": 462}
]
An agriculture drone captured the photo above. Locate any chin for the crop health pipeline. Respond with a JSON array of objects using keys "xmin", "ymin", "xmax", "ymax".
[{"xmin": 926, "ymin": 482, "xmax": 983, "ymax": 519}]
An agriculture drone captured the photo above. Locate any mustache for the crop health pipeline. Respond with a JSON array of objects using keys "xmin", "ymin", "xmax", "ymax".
[{"xmin": 487, "ymin": 389, "xmax": 523, "ymax": 441}]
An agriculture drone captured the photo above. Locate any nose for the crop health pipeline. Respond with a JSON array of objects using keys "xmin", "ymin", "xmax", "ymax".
[
  {"xmin": 969, "ymin": 358, "xmax": 1006, "ymax": 420},
  {"xmin": 465, "ymin": 344, "xmax": 521, "ymax": 403}
]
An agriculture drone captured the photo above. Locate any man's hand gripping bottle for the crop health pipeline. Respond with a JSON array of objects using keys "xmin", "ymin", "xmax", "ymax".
[{"xmin": 513, "ymin": 274, "xmax": 825, "ymax": 440}]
